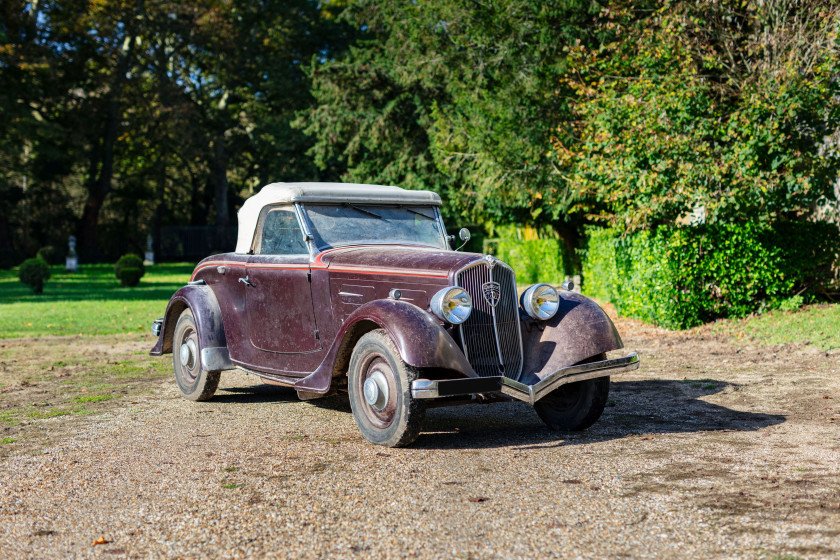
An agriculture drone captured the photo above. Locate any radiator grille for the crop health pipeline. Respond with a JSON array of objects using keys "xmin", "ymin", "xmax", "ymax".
[{"xmin": 456, "ymin": 259, "xmax": 523, "ymax": 379}]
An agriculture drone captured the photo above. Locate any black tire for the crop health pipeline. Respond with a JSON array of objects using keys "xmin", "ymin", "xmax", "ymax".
[
  {"xmin": 172, "ymin": 309, "xmax": 221, "ymax": 401},
  {"xmin": 534, "ymin": 353, "xmax": 610, "ymax": 432},
  {"xmin": 348, "ymin": 329, "xmax": 426, "ymax": 447}
]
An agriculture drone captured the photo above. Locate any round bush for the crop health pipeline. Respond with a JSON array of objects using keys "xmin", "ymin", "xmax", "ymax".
[
  {"xmin": 115, "ymin": 254, "xmax": 145, "ymax": 287},
  {"xmin": 19, "ymin": 258, "xmax": 51, "ymax": 294},
  {"xmin": 119, "ymin": 267, "xmax": 143, "ymax": 287},
  {"xmin": 36, "ymin": 246, "xmax": 59, "ymax": 265}
]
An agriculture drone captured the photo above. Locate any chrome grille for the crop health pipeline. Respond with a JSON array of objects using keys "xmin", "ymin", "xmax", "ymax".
[{"xmin": 456, "ymin": 259, "xmax": 523, "ymax": 379}]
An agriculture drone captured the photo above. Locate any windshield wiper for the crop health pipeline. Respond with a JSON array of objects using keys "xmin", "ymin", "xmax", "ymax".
[
  {"xmin": 403, "ymin": 206, "xmax": 435, "ymax": 220},
  {"xmin": 345, "ymin": 203, "xmax": 381, "ymax": 219}
]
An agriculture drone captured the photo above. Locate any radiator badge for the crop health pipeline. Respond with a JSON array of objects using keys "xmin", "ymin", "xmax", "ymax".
[{"xmin": 482, "ymin": 281, "xmax": 501, "ymax": 308}]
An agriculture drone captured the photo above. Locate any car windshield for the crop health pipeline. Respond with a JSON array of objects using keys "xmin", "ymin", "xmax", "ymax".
[{"xmin": 302, "ymin": 204, "xmax": 447, "ymax": 250}]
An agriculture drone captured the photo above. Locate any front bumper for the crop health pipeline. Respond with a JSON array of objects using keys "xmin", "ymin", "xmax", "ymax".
[{"xmin": 411, "ymin": 352, "xmax": 639, "ymax": 406}]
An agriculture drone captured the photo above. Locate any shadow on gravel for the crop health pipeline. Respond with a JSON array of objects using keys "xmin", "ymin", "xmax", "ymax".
[
  {"xmin": 413, "ymin": 379, "xmax": 786, "ymax": 450},
  {"xmin": 212, "ymin": 384, "xmax": 300, "ymax": 404}
]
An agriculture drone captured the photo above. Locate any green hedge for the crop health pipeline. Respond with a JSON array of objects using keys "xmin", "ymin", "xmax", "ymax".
[
  {"xmin": 486, "ymin": 227, "xmax": 573, "ymax": 285},
  {"xmin": 581, "ymin": 222, "xmax": 839, "ymax": 329}
]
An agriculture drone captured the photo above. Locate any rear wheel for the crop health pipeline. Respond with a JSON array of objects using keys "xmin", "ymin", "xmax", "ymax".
[
  {"xmin": 348, "ymin": 329, "xmax": 425, "ymax": 447},
  {"xmin": 172, "ymin": 309, "xmax": 220, "ymax": 401},
  {"xmin": 534, "ymin": 353, "xmax": 610, "ymax": 431}
]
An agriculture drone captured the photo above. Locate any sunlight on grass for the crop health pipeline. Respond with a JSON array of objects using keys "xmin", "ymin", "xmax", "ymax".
[
  {"xmin": 710, "ymin": 304, "xmax": 840, "ymax": 350},
  {"xmin": 0, "ymin": 263, "xmax": 193, "ymax": 338}
]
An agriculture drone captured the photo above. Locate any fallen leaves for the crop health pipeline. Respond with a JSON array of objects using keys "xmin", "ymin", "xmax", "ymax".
[
  {"xmin": 468, "ymin": 496, "xmax": 490, "ymax": 503},
  {"xmin": 92, "ymin": 536, "xmax": 111, "ymax": 546},
  {"xmin": 823, "ymin": 395, "xmax": 832, "ymax": 399}
]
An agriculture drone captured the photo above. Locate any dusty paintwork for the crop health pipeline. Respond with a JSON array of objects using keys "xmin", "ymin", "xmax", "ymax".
[{"xmin": 150, "ymin": 185, "xmax": 632, "ymax": 411}]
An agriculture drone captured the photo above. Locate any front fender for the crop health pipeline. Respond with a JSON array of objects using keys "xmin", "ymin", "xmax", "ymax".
[
  {"xmin": 342, "ymin": 299, "xmax": 476, "ymax": 375},
  {"xmin": 519, "ymin": 292, "xmax": 623, "ymax": 384},
  {"xmin": 293, "ymin": 298, "xmax": 475, "ymax": 396},
  {"xmin": 149, "ymin": 284, "xmax": 232, "ymax": 371}
]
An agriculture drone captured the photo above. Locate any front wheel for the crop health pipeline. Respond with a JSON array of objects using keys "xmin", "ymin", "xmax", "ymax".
[
  {"xmin": 348, "ymin": 329, "xmax": 426, "ymax": 447},
  {"xmin": 534, "ymin": 353, "xmax": 610, "ymax": 432},
  {"xmin": 172, "ymin": 309, "xmax": 221, "ymax": 401}
]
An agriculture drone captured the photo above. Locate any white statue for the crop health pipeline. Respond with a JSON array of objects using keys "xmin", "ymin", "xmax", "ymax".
[{"xmin": 65, "ymin": 235, "xmax": 78, "ymax": 272}]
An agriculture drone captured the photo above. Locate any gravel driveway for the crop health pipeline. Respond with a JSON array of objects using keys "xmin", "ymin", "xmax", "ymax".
[{"xmin": 1, "ymin": 320, "xmax": 839, "ymax": 559}]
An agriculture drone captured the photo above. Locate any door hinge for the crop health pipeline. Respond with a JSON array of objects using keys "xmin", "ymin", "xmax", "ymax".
[
  {"xmin": 314, "ymin": 329, "xmax": 320, "ymax": 340},
  {"xmin": 307, "ymin": 271, "xmax": 312, "ymax": 282}
]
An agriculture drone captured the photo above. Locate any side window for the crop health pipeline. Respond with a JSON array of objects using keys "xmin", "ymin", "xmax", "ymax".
[{"xmin": 258, "ymin": 207, "xmax": 308, "ymax": 255}]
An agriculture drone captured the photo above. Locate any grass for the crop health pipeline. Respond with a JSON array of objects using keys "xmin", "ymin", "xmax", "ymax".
[
  {"xmin": 709, "ymin": 303, "xmax": 840, "ymax": 351},
  {"xmin": 0, "ymin": 263, "xmax": 193, "ymax": 338}
]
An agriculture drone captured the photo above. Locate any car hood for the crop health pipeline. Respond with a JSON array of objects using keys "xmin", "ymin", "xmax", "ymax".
[{"xmin": 314, "ymin": 245, "xmax": 483, "ymax": 279}]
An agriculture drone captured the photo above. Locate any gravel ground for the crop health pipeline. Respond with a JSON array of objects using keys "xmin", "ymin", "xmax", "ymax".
[{"xmin": 1, "ymin": 320, "xmax": 839, "ymax": 559}]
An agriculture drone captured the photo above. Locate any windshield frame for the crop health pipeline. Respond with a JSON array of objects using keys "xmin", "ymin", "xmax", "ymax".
[{"xmin": 296, "ymin": 202, "xmax": 451, "ymax": 253}]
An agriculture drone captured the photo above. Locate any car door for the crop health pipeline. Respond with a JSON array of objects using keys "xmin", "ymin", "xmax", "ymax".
[{"xmin": 244, "ymin": 206, "xmax": 321, "ymax": 359}]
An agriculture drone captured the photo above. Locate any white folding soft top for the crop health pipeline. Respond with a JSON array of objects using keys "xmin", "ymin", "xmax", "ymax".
[{"xmin": 235, "ymin": 182, "xmax": 442, "ymax": 253}]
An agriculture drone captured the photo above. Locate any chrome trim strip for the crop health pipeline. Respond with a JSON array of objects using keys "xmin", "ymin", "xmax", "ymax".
[
  {"xmin": 411, "ymin": 353, "xmax": 640, "ymax": 404},
  {"xmin": 487, "ymin": 266, "xmax": 507, "ymax": 369},
  {"xmin": 454, "ymin": 257, "xmax": 525, "ymax": 381}
]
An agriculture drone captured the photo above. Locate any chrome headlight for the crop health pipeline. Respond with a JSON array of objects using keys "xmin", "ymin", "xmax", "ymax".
[
  {"xmin": 520, "ymin": 283, "xmax": 559, "ymax": 320},
  {"xmin": 430, "ymin": 287, "xmax": 472, "ymax": 324}
]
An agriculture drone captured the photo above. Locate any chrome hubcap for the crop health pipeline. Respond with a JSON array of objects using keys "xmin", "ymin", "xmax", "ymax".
[
  {"xmin": 363, "ymin": 370, "xmax": 389, "ymax": 411},
  {"xmin": 180, "ymin": 339, "xmax": 198, "ymax": 369}
]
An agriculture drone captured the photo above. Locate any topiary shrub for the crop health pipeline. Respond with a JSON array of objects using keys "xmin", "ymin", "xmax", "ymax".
[
  {"xmin": 36, "ymin": 246, "xmax": 59, "ymax": 265},
  {"xmin": 19, "ymin": 258, "xmax": 51, "ymax": 294},
  {"xmin": 581, "ymin": 221, "xmax": 839, "ymax": 329},
  {"xmin": 115, "ymin": 254, "xmax": 146, "ymax": 287}
]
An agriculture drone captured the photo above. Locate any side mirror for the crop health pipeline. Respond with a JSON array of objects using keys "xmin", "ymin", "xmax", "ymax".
[{"xmin": 455, "ymin": 228, "xmax": 471, "ymax": 251}]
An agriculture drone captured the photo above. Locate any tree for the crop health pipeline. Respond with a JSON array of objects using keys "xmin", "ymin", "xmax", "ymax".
[
  {"xmin": 297, "ymin": 0, "xmax": 606, "ymax": 234},
  {"xmin": 553, "ymin": 1, "xmax": 840, "ymax": 231}
]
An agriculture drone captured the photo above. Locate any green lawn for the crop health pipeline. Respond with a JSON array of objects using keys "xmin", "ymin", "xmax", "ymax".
[
  {"xmin": 710, "ymin": 303, "xmax": 840, "ymax": 351},
  {"xmin": 0, "ymin": 263, "xmax": 193, "ymax": 338}
]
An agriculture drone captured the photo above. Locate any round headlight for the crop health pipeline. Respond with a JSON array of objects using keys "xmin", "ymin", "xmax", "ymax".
[
  {"xmin": 430, "ymin": 287, "xmax": 472, "ymax": 324},
  {"xmin": 521, "ymin": 283, "xmax": 559, "ymax": 320}
]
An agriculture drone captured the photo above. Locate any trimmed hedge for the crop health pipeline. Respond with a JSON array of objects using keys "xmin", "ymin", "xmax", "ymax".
[
  {"xmin": 19, "ymin": 257, "xmax": 51, "ymax": 294},
  {"xmin": 115, "ymin": 254, "xmax": 146, "ymax": 287},
  {"xmin": 581, "ymin": 222, "xmax": 839, "ymax": 329},
  {"xmin": 486, "ymin": 226, "xmax": 573, "ymax": 285}
]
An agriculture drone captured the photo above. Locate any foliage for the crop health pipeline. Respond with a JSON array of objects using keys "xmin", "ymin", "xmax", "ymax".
[
  {"xmin": 0, "ymin": 263, "xmax": 193, "ymax": 338},
  {"xmin": 487, "ymin": 226, "xmax": 572, "ymax": 285},
  {"xmin": 297, "ymin": 0, "xmax": 606, "ymax": 226},
  {"xmin": 18, "ymin": 258, "xmax": 51, "ymax": 294},
  {"xmin": 115, "ymin": 254, "xmax": 145, "ymax": 286},
  {"xmin": 1, "ymin": 1, "xmax": 353, "ymax": 260},
  {"xmin": 36, "ymin": 246, "xmax": 59, "ymax": 265},
  {"xmin": 119, "ymin": 267, "xmax": 143, "ymax": 288},
  {"xmin": 582, "ymin": 222, "xmax": 839, "ymax": 329},
  {"xmin": 554, "ymin": 2, "xmax": 840, "ymax": 231}
]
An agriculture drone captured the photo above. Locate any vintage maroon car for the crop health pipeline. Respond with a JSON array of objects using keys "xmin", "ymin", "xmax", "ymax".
[{"xmin": 151, "ymin": 183, "xmax": 639, "ymax": 446}]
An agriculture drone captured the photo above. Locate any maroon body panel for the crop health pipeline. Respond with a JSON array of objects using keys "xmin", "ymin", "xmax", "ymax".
[
  {"xmin": 293, "ymin": 298, "xmax": 476, "ymax": 394},
  {"xmin": 245, "ymin": 255, "xmax": 321, "ymax": 355},
  {"xmin": 518, "ymin": 292, "xmax": 624, "ymax": 385},
  {"xmin": 149, "ymin": 284, "xmax": 227, "ymax": 360},
  {"xmin": 151, "ymin": 243, "xmax": 626, "ymax": 397}
]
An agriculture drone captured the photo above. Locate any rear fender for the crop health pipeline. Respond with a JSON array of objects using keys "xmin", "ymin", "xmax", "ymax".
[
  {"xmin": 519, "ymin": 292, "xmax": 623, "ymax": 385},
  {"xmin": 149, "ymin": 285, "xmax": 233, "ymax": 372}
]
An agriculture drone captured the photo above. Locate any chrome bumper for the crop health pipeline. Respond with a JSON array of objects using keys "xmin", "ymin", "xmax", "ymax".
[{"xmin": 411, "ymin": 352, "xmax": 639, "ymax": 405}]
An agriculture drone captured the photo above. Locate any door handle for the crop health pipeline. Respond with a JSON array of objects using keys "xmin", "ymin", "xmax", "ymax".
[{"xmin": 238, "ymin": 276, "xmax": 253, "ymax": 287}]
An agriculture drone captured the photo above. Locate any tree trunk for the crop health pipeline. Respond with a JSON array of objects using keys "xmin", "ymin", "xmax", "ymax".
[
  {"xmin": 212, "ymin": 126, "xmax": 230, "ymax": 228},
  {"xmin": 77, "ymin": 6, "xmax": 140, "ymax": 260},
  {"xmin": 211, "ymin": 125, "xmax": 230, "ymax": 251}
]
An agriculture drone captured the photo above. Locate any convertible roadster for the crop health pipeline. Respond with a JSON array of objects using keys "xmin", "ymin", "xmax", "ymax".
[{"xmin": 150, "ymin": 183, "xmax": 639, "ymax": 446}]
